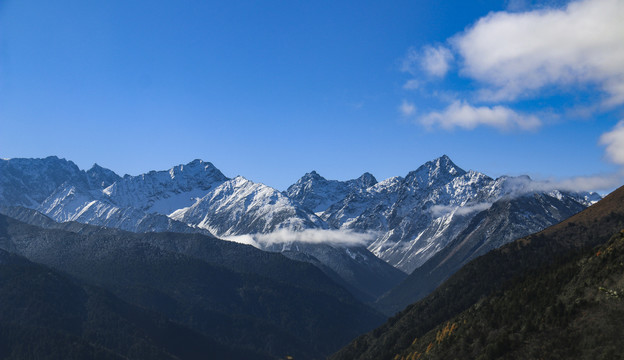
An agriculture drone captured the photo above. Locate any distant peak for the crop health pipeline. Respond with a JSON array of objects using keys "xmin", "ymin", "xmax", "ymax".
[
  {"xmin": 167, "ymin": 159, "xmax": 227, "ymax": 182},
  {"xmin": 430, "ymin": 155, "xmax": 460, "ymax": 170},
  {"xmin": 302, "ymin": 170, "xmax": 325, "ymax": 181},
  {"xmin": 356, "ymin": 172, "xmax": 377, "ymax": 187},
  {"xmin": 183, "ymin": 159, "xmax": 209, "ymax": 168},
  {"xmin": 406, "ymin": 155, "xmax": 466, "ymax": 186},
  {"xmin": 87, "ymin": 163, "xmax": 116, "ymax": 173},
  {"xmin": 358, "ymin": 172, "xmax": 375, "ymax": 179},
  {"xmin": 434, "ymin": 154, "xmax": 453, "ymax": 165}
]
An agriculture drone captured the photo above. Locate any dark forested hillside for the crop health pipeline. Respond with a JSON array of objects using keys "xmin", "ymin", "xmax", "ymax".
[
  {"xmin": 332, "ymin": 185, "xmax": 624, "ymax": 360},
  {"xmin": 0, "ymin": 249, "xmax": 263, "ymax": 360},
  {"xmin": 0, "ymin": 214, "xmax": 384, "ymax": 359},
  {"xmin": 389, "ymin": 229, "xmax": 624, "ymax": 360}
]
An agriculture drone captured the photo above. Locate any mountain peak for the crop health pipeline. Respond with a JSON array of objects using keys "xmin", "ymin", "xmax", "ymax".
[
  {"xmin": 302, "ymin": 170, "xmax": 325, "ymax": 181},
  {"xmin": 86, "ymin": 163, "xmax": 120, "ymax": 189},
  {"xmin": 355, "ymin": 172, "xmax": 377, "ymax": 188},
  {"xmin": 181, "ymin": 159, "xmax": 215, "ymax": 170},
  {"xmin": 405, "ymin": 155, "xmax": 466, "ymax": 188},
  {"xmin": 168, "ymin": 160, "xmax": 228, "ymax": 182}
]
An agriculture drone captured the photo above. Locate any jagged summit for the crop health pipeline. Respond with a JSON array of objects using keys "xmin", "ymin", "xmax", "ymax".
[
  {"xmin": 101, "ymin": 159, "xmax": 228, "ymax": 214},
  {"xmin": 167, "ymin": 159, "xmax": 227, "ymax": 182},
  {"xmin": 286, "ymin": 170, "xmax": 378, "ymax": 213},
  {"xmin": 300, "ymin": 170, "xmax": 325, "ymax": 182},
  {"xmin": 355, "ymin": 172, "xmax": 377, "ymax": 187},
  {"xmin": 404, "ymin": 155, "xmax": 466, "ymax": 188},
  {"xmin": 1, "ymin": 155, "xmax": 603, "ymax": 278},
  {"xmin": 171, "ymin": 175, "xmax": 326, "ymax": 236},
  {"xmin": 86, "ymin": 163, "xmax": 120, "ymax": 188}
]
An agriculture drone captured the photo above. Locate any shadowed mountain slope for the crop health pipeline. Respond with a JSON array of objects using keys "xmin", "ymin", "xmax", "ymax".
[
  {"xmin": 387, "ymin": 229, "xmax": 624, "ymax": 360},
  {"xmin": 0, "ymin": 248, "xmax": 263, "ymax": 360},
  {"xmin": 0, "ymin": 214, "xmax": 384, "ymax": 360},
  {"xmin": 376, "ymin": 191, "xmax": 587, "ymax": 315},
  {"xmin": 331, "ymin": 184, "xmax": 624, "ymax": 360}
]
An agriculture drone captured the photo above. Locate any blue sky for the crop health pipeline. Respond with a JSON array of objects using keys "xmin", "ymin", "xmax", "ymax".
[{"xmin": 1, "ymin": 0, "xmax": 623, "ymax": 191}]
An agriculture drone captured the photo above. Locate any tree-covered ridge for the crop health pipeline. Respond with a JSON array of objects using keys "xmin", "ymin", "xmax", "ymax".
[
  {"xmin": 0, "ymin": 214, "xmax": 384, "ymax": 360},
  {"xmin": 394, "ymin": 229, "xmax": 624, "ymax": 360},
  {"xmin": 0, "ymin": 249, "xmax": 262, "ymax": 360}
]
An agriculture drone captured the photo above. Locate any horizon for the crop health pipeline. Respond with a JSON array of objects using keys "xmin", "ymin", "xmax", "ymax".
[
  {"xmin": 1, "ymin": 153, "xmax": 614, "ymax": 196},
  {"xmin": 1, "ymin": 0, "xmax": 623, "ymax": 192}
]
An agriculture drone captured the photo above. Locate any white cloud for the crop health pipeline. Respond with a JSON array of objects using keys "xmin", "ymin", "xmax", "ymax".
[
  {"xmin": 401, "ymin": 45, "xmax": 453, "ymax": 78},
  {"xmin": 399, "ymin": 100, "xmax": 416, "ymax": 116},
  {"xmin": 400, "ymin": 47, "xmax": 420, "ymax": 75},
  {"xmin": 500, "ymin": 174, "xmax": 621, "ymax": 194},
  {"xmin": 453, "ymin": 0, "xmax": 624, "ymax": 104},
  {"xmin": 222, "ymin": 234, "xmax": 259, "ymax": 247},
  {"xmin": 421, "ymin": 45, "xmax": 453, "ymax": 77},
  {"xmin": 419, "ymin": 100, "xmax": 541, "ymax": 131},
  {"xmin": 506, "ymin": 0, "xmax": 531, "ymax": 11},
  {"xmin": 600, "ymin": 120, "xmax": 624, "ymax": 165},
  {"xmin": 403, "ymin": 79, "xmax": 419, "ymax": 90},
  {"xmin": 224, "ymin": 229, "xmax": 378, "ymax": 248},
  {"xmin": 430, "ymin": 202, "xmax": 494, "ymax": 217}
]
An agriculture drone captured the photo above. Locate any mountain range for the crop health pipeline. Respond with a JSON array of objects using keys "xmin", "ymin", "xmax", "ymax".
[
  {"xmin": 0, "ymin": 155, "xmax": 599, "ymax": 307},
  {"xmin": 0, "ymin": 154, "xmax": 618, "ymax": 359}
]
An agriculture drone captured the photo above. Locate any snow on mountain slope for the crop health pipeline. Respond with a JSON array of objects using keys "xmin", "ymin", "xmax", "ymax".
[
  {"xmin": 375, "ymin": 191, "xmax": 591, "ymax": 315},
  {"xmin": 314, "ymin": 155, "xmax": 599, "ymax": 273},
  {"xmin": 171, "ymin": 176, "xmax": 327, "ymax": 236},
  {"xmin": 3, "ymin": 155, "xmax": 601, "ymax": 281},
  {"xmin": 103, "ymin": 159, "xmax": 228, "ymax": 215},
  {"xmin": 285, "ymin": 171, "xmax": 377, "ymax": 213},
  {"xmin": 0, "ymin": 156, "xmax": 86, "ymax": 208},
  {"xmin": 37, "ymin": 180, "xmax": 210, "ymax": 234},
  {"xmin": 86, "ymin": 163, "xmax": 121, "ymax": 189}
]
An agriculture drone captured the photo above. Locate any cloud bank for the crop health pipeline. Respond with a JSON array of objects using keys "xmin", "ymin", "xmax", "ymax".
[
  {"xmin": 400, "ymin": 100, "xmax": 416, "ymax": 116},
  {"xmin": 224, "ymin": 229, "xmax": 378, "ymax": 248},
  {"xmin": 600, "ymin": 120, "xmax": 624, "ymax": 165},
  {"xmin": 430, "ymin": 202, "xmax": 494, "ymax": 217},
  {"xmin": 500, "ymin": 174, "xmax": 620, "ymax": 195},
  {"xmin": 420, "ymin": 100, "xmax": 541, "ymax": 131},
  {"xmin": 403, "ymin": 0, "xmax": 624, "ymax": 134},
  {"xmin": 454, "ymin": 0, "xmax": 624, "ymax": 104},
  {"xmin": 421, "ymin": 45, "xmax": 454, "ymax": 77}
]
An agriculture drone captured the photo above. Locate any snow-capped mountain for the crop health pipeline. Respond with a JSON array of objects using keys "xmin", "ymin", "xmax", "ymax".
[
  {"xmin": 0, "ymin": 156, "xmax": 85, "ymax": 207},
  {"xmin": 37, "ymin": 180, "xmax": 205, "ymax": 234},
  {"xmin": 374, "ymin": 191, "xmax": 589, "ymax": 315},
  {"xmin": 1, "ymin": 155, "xmax": 600, "ymax": 284},
  {"xmin": 103, "ymin": 159, "xmax": 228, "ymax": 215},
  {"xmin": 170, "ymin": 176, "xmax": 327, "ymax": 236},
  {"xmin": 285, "ymin": 171, "xmax": 377, "ymax": 213},
  {"xmin": 25, "ymin": 159, "xmax": 223, "ymax": 235},
  {"xmin": 86, "ymin": 163, "xmax": 122, "ymax": 189},
  {"xmin": 288, "ymin": 155, "xmax": 599, "ymax": 273}
]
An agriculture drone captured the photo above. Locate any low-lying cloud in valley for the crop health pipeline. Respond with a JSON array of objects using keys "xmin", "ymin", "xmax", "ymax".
[
  {"xmin": 224, "ymin": 229, "xmax": 379, "ymax": 249},
  {"xmin": 430, "ymin": 202, "xmax": 494, "ymax": 217}
]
